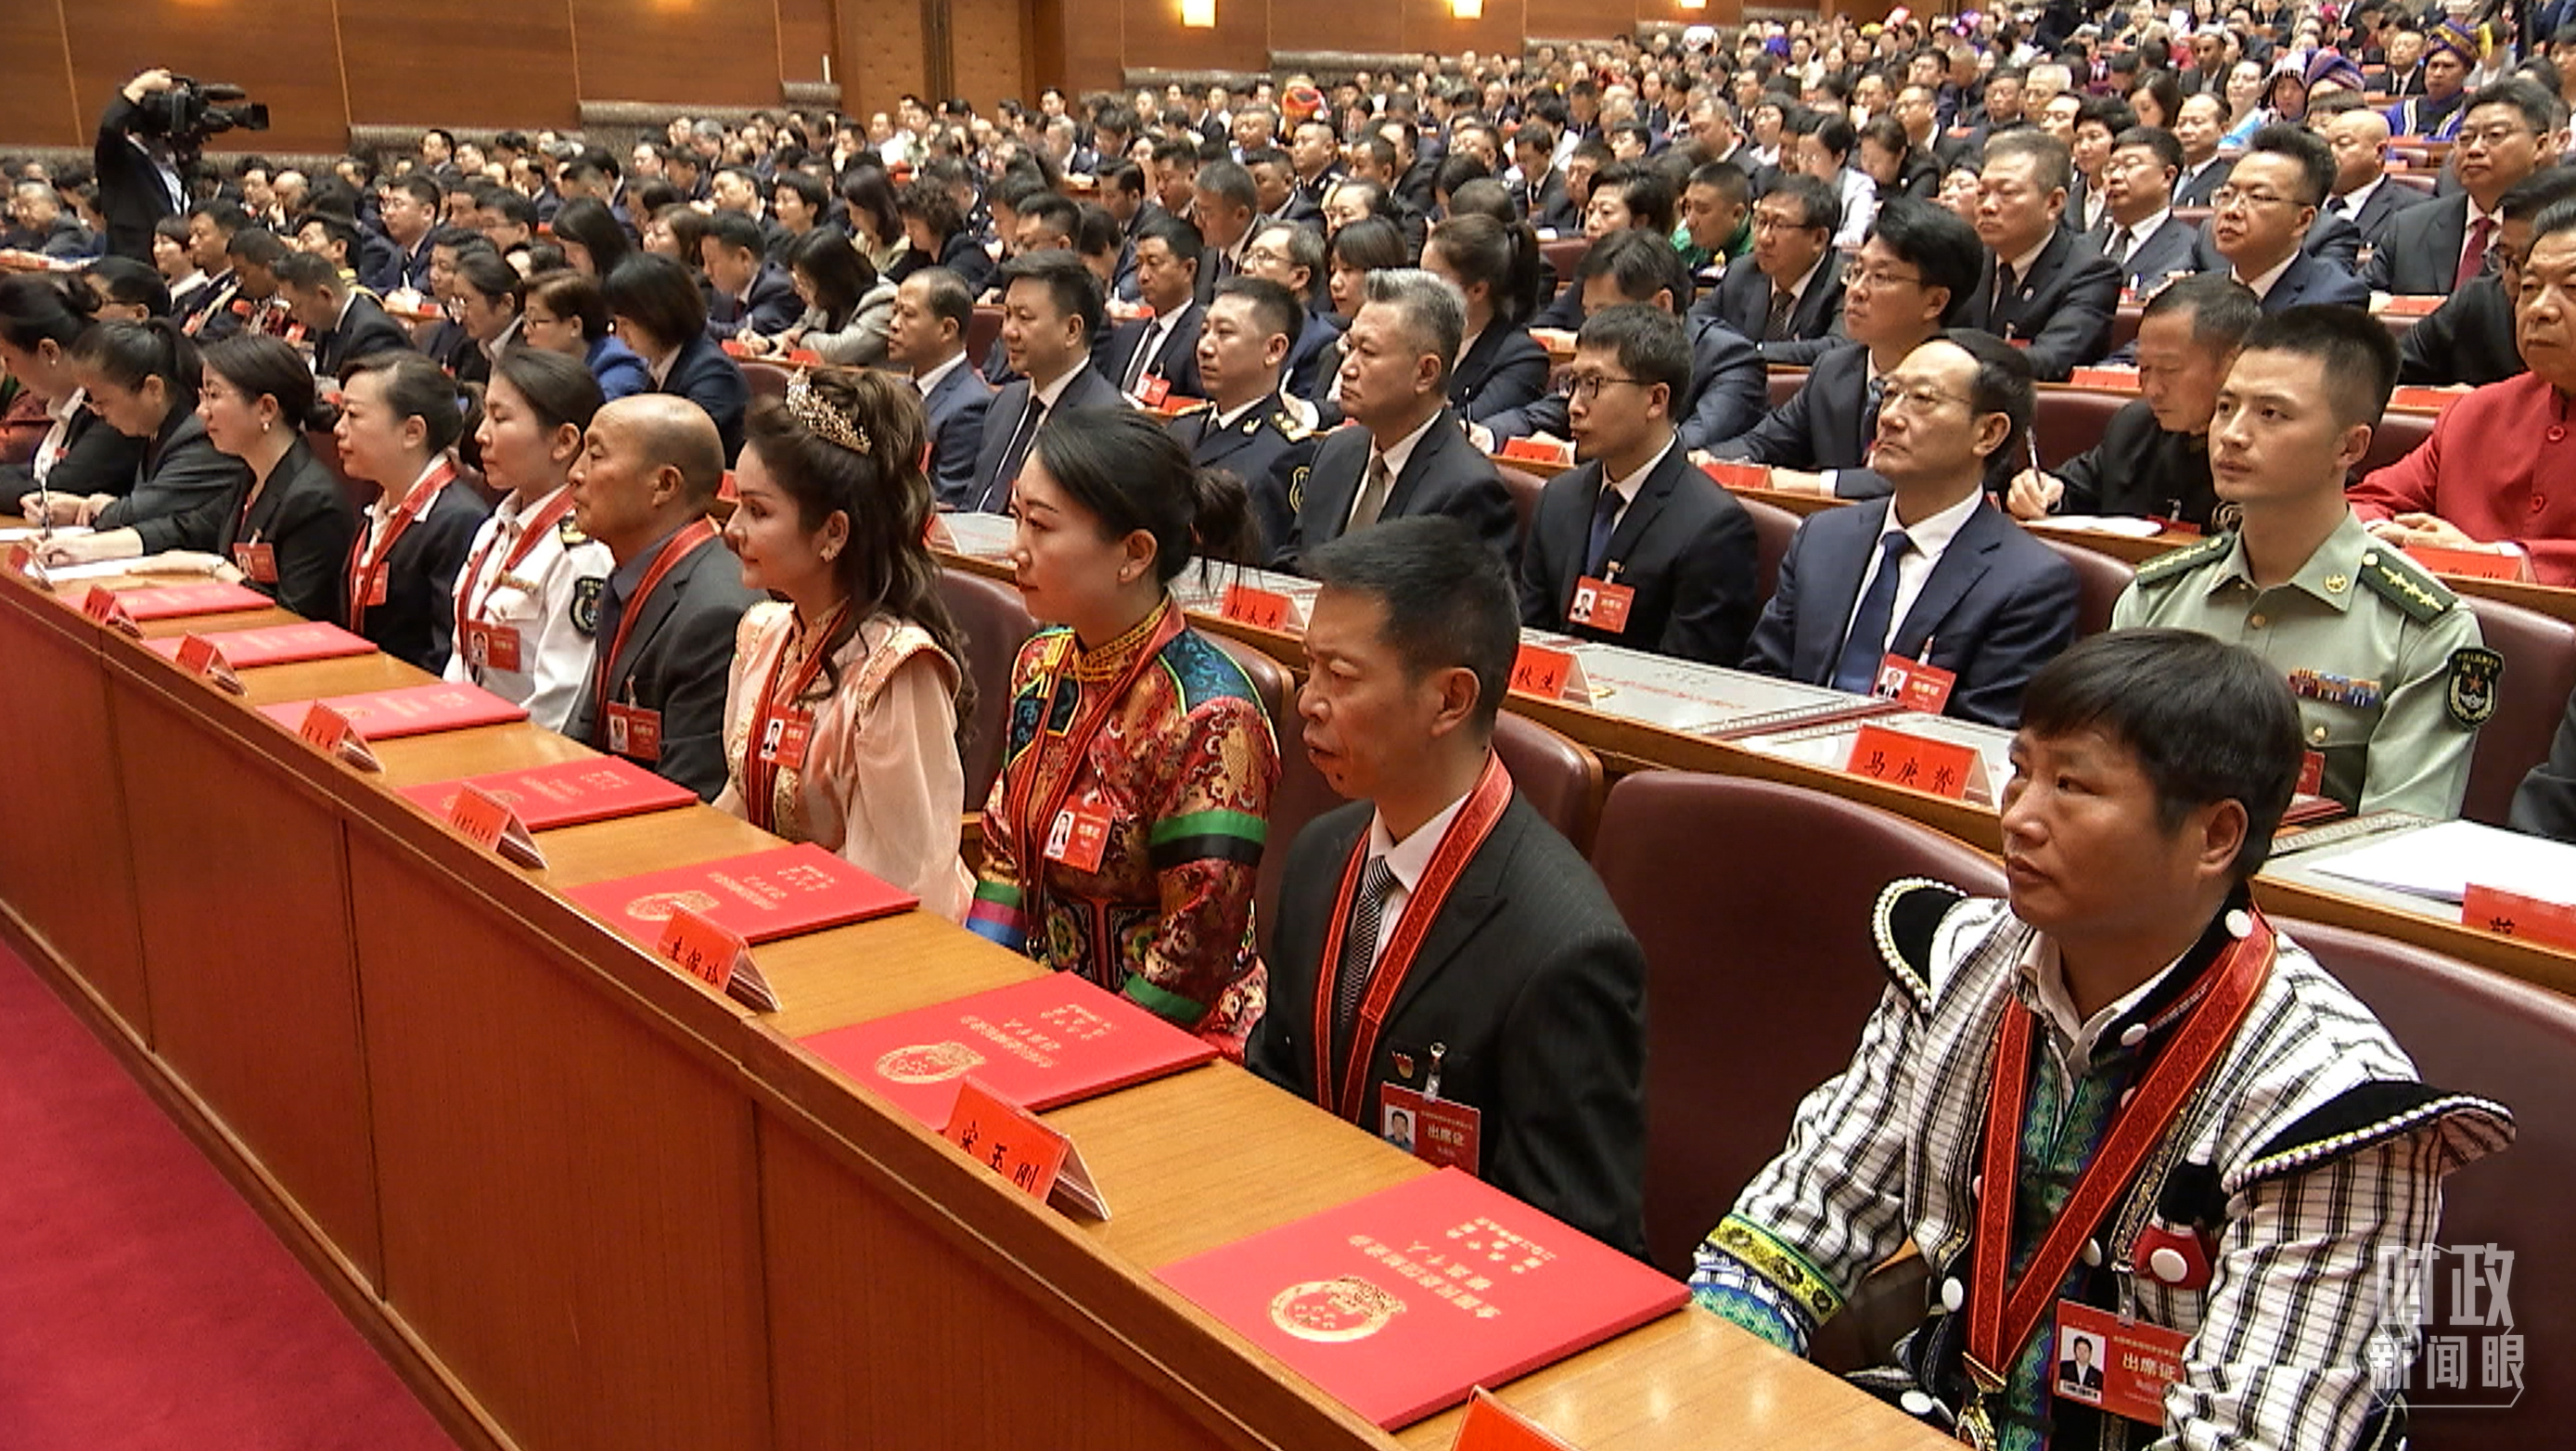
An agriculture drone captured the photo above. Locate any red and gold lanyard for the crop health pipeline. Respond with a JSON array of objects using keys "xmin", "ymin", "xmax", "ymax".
[
  {"xmin": 998, "ymin": 598, "xmax": 1185, "ymax": 913},
  {"xmin": 1308, "ymin": 751, "xmax": 1514, "ymax": 1123},
  {"xmin": 740, "ymin": 603, "xmax": 848, "ymax": 831},
  {"xmin": 1957, "ymin": 911, "xmax": 2275, "ymax": 1432},
  {"xmin": 452, "ymin": 487, "xmax": 577, "ymax": 647},
  {"xmin": 588, "ymin": 518, "xmax": 718, "ymax": 715},
  {"xmin": 345, "ymin": 457, "xmax": 456, "ymax": 632}
]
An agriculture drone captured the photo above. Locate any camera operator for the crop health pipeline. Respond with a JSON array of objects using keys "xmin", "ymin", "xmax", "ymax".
[{"xmin": 96, "ymin": 70, "xmax": 267, "ymax": 264}]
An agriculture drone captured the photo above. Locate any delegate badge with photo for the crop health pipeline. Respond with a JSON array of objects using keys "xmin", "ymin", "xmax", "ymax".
[
  {"xmin": 2054, "ymin": 1299, "xmax": 2189, "ymax": 1425},
  {"xmin": 1378, "ymin": 1083, "xmax": 1482, "ymax": 1175}
]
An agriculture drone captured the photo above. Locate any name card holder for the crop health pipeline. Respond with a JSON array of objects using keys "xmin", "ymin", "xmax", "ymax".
[
  {"xmin": 1453, "ymin": 1390, "xmax": 1583, "ymax": 1451},
  {"xmin": 1506, "ymin": 643, "xmax": 1593, "ymax": 704},
  {"xmin": 1220, "ymin": 582, "xmax": 1305, "ymax": 632},
  {"xmin": 2403, "ymin": 545, "xmax": 2531, "ymax": 582},
  {"xmin": 2462, "ymin": 884, "xmax": 2576, "ymax": 952},
  {"xmin": 654, "ymin": 906, "xmax": 782, "ymax": 1011},
  {"xmin": 924, "ymin": 514, "xmax": 959, "ymax": 551},
  {"xmin": 1497, "ymin": 436, "xmax": 1575, "ymax": 468},
  {"xmin": 1845, "ymin": 722, "xmax": 1988, "ymax": 803},
  {"xmin": 1701, "ymin": 460, "xmax": 1773, "ymax": 490},
  {"xmin": 81, "ymin": 586, "xmax": 141, "ymax": 637},
  {"xmin": 173, "ymin": 635, "xmax": 246, "ymax": 696},
  {"xmin": 2068, "ymin": 367, "xmax": 2140, "ymax": 392},
  {"xmin": 940, "ymin": 1077, "xmax": 1109, "ymax": 1219},
  {"xmin": 6, "ymin": 544, "xmax": 51, "ymax": 591},
  {"xmin": 446, "ymin": 783, "xmax": 547, "ymax": 868},
  {"xmin": 296, "ymin": 702, "xmax": 382, "ymax": 773}
]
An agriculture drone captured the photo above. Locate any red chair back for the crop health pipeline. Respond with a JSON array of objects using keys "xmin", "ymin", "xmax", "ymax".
[{"xmin": 2458, "ymin": 595, "xmax": 2576, "ymax": 828}]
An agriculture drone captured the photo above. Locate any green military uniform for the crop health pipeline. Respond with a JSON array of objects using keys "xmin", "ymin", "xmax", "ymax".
[
  {"xmin": 1164, "ymin": 391, "xmax": 1311, "ymax": 560},
  {"xmin": 2113, "ymin": 511, "xmax": 2496, "ymax": 819}
]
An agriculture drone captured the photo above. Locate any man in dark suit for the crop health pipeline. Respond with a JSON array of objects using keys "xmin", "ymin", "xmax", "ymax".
[
  {"xmin": 1277, "ymin": 268, "xmax": 1519, "ymax": 572},
  {"xmin": 1713, "ymin": 199, "xmax": 1988, "ymax": 500},
  {"xmin": 91, "ymin": 70, "xmax": 192, "ymax": 263},
  {"xmin": 1959, "ymin": 132, "xmax": 2121, "ymax": 380},
  {"xmin": 699, "ymin": 212, "xmax": 802, "ymax": 344},
  {"xmin": 1696, "ymin": 174, "xmax": 1845, "ymax": 357},
  {"xmin": 1512, "ymin": 124, "xmax": 1583, "ymax": 233},
  {"xmin": 2057, "ymin": 1335, "xmax": 2106, "ymax": 1400},
  {"xmin": 562, "ymin": 395, "xmax": 763, "ymax": 801},
  {"xmin": 1249, "ymin": 516, "xmax": 1648, "ymax": 1257},
  {"xmin": 886, "ymin": 266, "xmax": 995, "ymax": 507},
  {"xmin": 2364, "ymin": 80, "xmax": 2560, "ymax": 297},
  {"xmin": 1189, "ymin": 160, "xmax": 1263, "ymax": 309},
  {"xmin": 2008, "ymin": 275, "xmax": 2260, "ymax": 530},
  {"xmin": 2396, "ymin": 168, "xmax": 2576, "ymax": 386},
  {"xmin": 2320, "ymin": 107, "xmax": 2432, "ymax": 249},
  {"xmin": 275, "ymin": 251, "xmax": 413, "ymax": 379},
  {"xmin": 2172, "ymin": 95, "xmax": 2236, "ymax": 208},
  {"xmin": 1168, "ymin": 277, "xmax": 1312, "ymax": 558},
  {"xmin": 1743, "ymin": 331, "xmax": 2080, "ymax": 727},
  {"xmin": 1099, "ymin": 215, "xmax": 1207, "ymax": 403},
  {"xmin": 964, "ymin": 249, "xmax": 1126, "ymax": 514},
  {"xmin": 2095, "ymin": 126, "xmax": 2199, "ymax": 293},
  {"xmin": 2201, "ymin": 125, "xmax": 2370, "ymax": 313},
  {"xmin": 1518, "ymin": 306, "xmax": 1759, "ymax": 665}
]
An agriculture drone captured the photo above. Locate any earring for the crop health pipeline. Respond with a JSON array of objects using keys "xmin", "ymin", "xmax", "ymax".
[{"xmin": 262, "ymin": 419, "xmax": 273, "ymax": 434}]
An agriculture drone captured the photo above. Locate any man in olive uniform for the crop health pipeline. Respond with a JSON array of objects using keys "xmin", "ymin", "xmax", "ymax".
[
  {"xmin": 1165, "ymin": 276, "xmax": 1313, "ymax": 558},
  {"xmin": 2113, "ymin": 306, "xmax": 2492, "ymax": 820}
]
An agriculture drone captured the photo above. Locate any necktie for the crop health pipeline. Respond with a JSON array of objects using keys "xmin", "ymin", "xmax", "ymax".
[
  {"xmin": 1585, "ymin": 483, "xmax": 1622, "ymax": 576},
  {"xmin": 2107, "ymin": 228, "xmax": 2133, "ymax": 267},
  {"xmin": 1993, "ymin": 264, "xmax": 2018, "ymax": 325},
  {"xmin": 1764, "ymin": 287, "xmax": 1797, "ymax": 341},
  {"xmin": 1831, "ymin": 530, "xmax": 1915, "ymax": 694},
  {"xmin": 2457, "ymin": 215, "xmax": 2497, "ymax": 290},
  {"xmin": 991, "ymin": 393, "xmax": 1045, "ymax": 510},
  {"xmin": 1350, "ymin": 454, "xmax": 1394, "ymax": 532},
  {"xmin": 1862, "ymin": 373, "xmax": 1887, "ymax": 445},
  {"xmin": 1332, "ymin": 856, "xmax": 1402, "ymax": 1041},
  {"xmin": 1122, "ymin": 320, "xmax": 1164, "ymax": 391}
]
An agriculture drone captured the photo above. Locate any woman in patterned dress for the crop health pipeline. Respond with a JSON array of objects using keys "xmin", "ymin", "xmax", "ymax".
[{"xmin": 968, "ymin": 407, "xmax": 1280, "ymax": 1057}]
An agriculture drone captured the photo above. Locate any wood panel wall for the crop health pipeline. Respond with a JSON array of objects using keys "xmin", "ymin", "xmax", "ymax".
[{"xmin": 2, "ymin": 0, "xmax": 1763, "ymax": 153}]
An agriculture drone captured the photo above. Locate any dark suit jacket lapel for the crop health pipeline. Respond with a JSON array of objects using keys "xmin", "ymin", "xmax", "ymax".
[
  {"xmin": 610, "ymin": 541, "xmax": 705, "ymax": 687},
  {"xmin": 1598, "ymin": 446, "xmax": 1686, "ymax": 570},
  {"xmin": 1304, "ymin": 429, "xmax": 1366, "ymax": 539},
  {"xmin": 1454, "ymin": 328, "xmax": 1502, "ymax": 394},
  {"xmin": 1804, "ymin": 498, "xmax": 1891, "ymax": 674},
  {"xmin": 1385, "ymin": 410, "xmax": 1460, "ymax": 515},
  {"xmin": 1890, "ymin": 500, "xmax": 2001, "ymax": 656},
  {"xmin": 1377, "ymin": 804, "xmax": 1518, "ymax": 1030}
]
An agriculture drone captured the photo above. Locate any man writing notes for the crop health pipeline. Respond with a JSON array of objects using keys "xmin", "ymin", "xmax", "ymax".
[
  {"xmin": 2113, "ymin": 307, "xmax": 2490, "ymax": 819},
  {"xmin": 1690, "ymin": 629, "xmax": 2511, "ymax": 1448},
  {"xmin": 1249, "ymin": 517, "xmax": 1647, "ymax": 1256},
  {"xmin": 1516, "ymin": 306, "xmax": 1760, "ymax": 665},
  {"xmin": 1742, "ymin": 330, "xmax": 2079, "ymax": 727},
  {"xmin": 562, "ymin": 395, "xmax": 763, "ymax": 800}
]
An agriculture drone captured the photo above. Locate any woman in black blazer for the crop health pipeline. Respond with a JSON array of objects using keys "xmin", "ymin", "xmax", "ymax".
[
  {"xmin": 28, "ymin": 320, "xmax": 249, "ymax": 559},
  {"xmin": 1419, "ymin": 213, "xmax": 1552, "ymax": 425},
  {"xmin": 603, "ymin": 253, "xmax": 750, "ymax": 463},
  {"xmin": 1, "ymin": 274, "xmax": 145, "ymax": 508},
  {"xmin": 201, "ymin": 336, "xmax": 359, "ymax": 623},
  {"xmin": 332, "ymin": 352, "xmax": 491, "ymax": 672}
]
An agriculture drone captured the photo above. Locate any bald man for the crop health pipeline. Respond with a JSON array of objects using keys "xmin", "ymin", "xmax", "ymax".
[
  {"xmin": 2321, "ymin": 107, "xmax": 2429, "ymax": 247},
  {"xmin": 561, "ymin": 395, "xmax": 763, "ymax": 798}
]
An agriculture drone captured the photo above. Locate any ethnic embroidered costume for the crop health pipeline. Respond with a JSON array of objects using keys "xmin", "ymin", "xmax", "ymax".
[{"xmin": 968, "ymin": 598, "xmax": 1280, "ymax": 1054}]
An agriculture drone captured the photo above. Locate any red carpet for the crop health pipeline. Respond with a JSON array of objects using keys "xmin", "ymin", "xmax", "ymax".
[{"xmin": 0, "ymin": 945, "xmax": 460, "ymax": 1451}]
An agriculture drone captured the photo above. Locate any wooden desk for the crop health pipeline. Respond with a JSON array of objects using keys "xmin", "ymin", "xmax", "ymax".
[{"xmin": 0, "ymin": 557, "xmax": 1951, "ymax": 1451}]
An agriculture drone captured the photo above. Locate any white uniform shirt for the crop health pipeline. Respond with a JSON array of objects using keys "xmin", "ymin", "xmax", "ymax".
[{"xmin": 442, "ymin": 484, "xmax": 614, "ymax": 731}]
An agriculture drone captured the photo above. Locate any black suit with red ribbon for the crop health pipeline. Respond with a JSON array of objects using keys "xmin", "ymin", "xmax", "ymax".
[{"xmin": 1246, "ymin": 773, "xmax": 1649, "ymax": 1258}]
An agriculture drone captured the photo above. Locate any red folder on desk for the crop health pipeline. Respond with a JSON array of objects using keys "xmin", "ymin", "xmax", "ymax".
[
  {"xmin": 399, "ymin": 757, "xmax": 698, "ymax": 830},
  {"xmin": 259, "ymin": 683, "xmax": 528, "ymax": 739},
  {"xmin": 798, "ymin": 973, "xmax": 1218, "ymax": 1127},
  {"xmin": 1155, "ymin": 1168, "xmax": 1687, "ymax": 1429},
  {"xmin": 567, "ymin": 842, "xmax": 917, "ymax": 948},
  {"xmin": 110, "ymin": 582, "xmax": 275, "ymax": 620},
  {"xmin": 145, "ymin": 622, "xmax": 377, "ymax": 668}
]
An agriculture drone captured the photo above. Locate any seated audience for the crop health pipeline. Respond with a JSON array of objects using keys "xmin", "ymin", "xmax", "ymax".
[
  {"xmin": 2397, "ymin": 169, "xmax": 2576, "ymax": 388},
  {"xmin": 2365, "ymin": 78, "xmax": 2564, "ymax": 296},
  {"xmin": 883, "ymin": 266, "xmax": 993, "ymax": 507},
  {"xmin": 701, "ymin": 212, "xmax": 803, "ymax": 343},
  {"xmin": 21, "ymin": 321, "xmax": 248, "ymax": 555},
  {"xmin": 1, "ymin": 275, "xmax": 143, "ymax": 503},
  {"xmin": 2199, "ymin": 124, "xmax": 2369, "ymax": 311},
  {"xmin": 548, "ymin": 196, "xmax": 634, "ymax": 280},
  {"xmin": 333, "ymin": 351, "xmax": 492, "ymax": 673},
  {"xmin": 273, "ymin": 250, "xmax": 411, "ymax": 379},
  {"xmin": 745, "ymin": 228, "xmax": 895, "ymax": 367},
  {"xmin": 1958, "ymin": 131, "xmax": 2121, "ymax": 379},
  {"xmin": 520, "ymin": 269, "xmax": 652, "ymax": 401},
  {"xmin": 1419, "ymin": 212, "xmax": 1554, "ymax": 424},
  {"xmin": 604, "ymin": 253, "xmax": 751, "ymax": 463},
  {"xmin": 1166, "ymin": 276, "xmax": 1310, "ymax": 558},
  {"xmin": 2094, "ymin": 125, "xmax": 2199, "ymax": 293},
  {"xmin": 1698, "ymin": 173, "xmax": 1847, "ymax": 355},
  {"xmin": 963, "ymin": 248, "xmax": 1122, "ymax": 513},
  {"xmin": 1100, "ymin": 214, "xmax": 1206, "ymax": 402}
]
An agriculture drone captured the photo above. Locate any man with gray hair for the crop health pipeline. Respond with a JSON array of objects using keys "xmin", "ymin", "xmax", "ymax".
[
  {"xmin": 1190, "ymin": 158, "xmax": 1264, "ymax": 305},
  {"xmin": 1276, "ymin": 269, "xmax": 1517, "ymax": 572}
]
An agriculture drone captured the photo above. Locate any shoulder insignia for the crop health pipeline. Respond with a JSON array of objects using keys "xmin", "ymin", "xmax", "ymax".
[
  {"xmin": 557, "ymin": 515, "xmax": 589, "ymax": 546},
  {"xmin": 2354, "ymin": 546, "xmax": 2457, "ymax": 623},
  {"xmin": 1871, "ymin": 878, "xmax": 1967, "ymax": 1015},
  {"xmin": 1288, "ymin": 463, "xmax": 1312, "ymax": 513},
  {"xmin": 2445, "ymin": 646, "xmax": 2504, "ymax": 728},
  {"xmin": 1172, "ymin": 400, "xmax": 1214, "ymax": 419},
  {"xmin": 2229, "ymin": 1081, "xmax": 2515, "ymax": 1195},
  {"xmin": 570, "ymin": 576, "xmax": 606, "ymax": 636},
  {"xmin": 2131, "ymin": 531, "xmax": 2235, "ymax": 587}
]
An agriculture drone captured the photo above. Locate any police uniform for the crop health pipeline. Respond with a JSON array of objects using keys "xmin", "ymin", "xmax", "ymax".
[
  {"xmin": 443, "ymin": 485, "xmax": 615, "ymax": 733},
  {"xmin": 2111, "ymin": 511, "xmax": 2494, "ymax": 819},
  {"xmin": 1164, "ymin": 392, "xmax": 1311, "ymax": 560}
]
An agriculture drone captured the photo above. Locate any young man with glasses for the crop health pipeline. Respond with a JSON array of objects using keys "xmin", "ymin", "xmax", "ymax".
[
  {"xmin": 2365, "ymin": 79, "xmax": 2568, "ymax": 296},
  {"xmin": 1741, "ymin": 329, "xmax": 2078, "ymax": 726},
  {"xmin": 1697, "ymin": 173, "xmax": 1846, "ymax": 353},
  {"xmin": 1514, "ymin": 305, "xmax": 1761, "ymax": 664},
  {"xmin": 1712, "ymin": 199, "xmax": 1986, "ymax": 500},
  {"xmin": 2199, "ymin": 125, "xmax": 2370, "ymax": 312}
]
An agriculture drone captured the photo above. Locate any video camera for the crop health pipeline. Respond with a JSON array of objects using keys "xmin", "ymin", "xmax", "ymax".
[{"xmin": 133, "ymin": 77, "xmax": 270, "ymax": 157}]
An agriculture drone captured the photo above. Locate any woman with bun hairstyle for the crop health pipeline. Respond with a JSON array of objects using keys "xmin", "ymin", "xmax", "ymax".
[
  {"xmin": 335, "ymin": 351, "xmax": 492, "ymax": 671},
  {"xmin": 446, "ymin": 347, "xmax": 614, "ymax": 729},
  {"xmin": 713, "ymin": 367, "xmax": 974, "ymax": 917},
  {"xmin": 26, "ymin": 319, "xmax": 249, "ymax": 557},
  {"xmin": 1, "ymin": 274, "xmax": 144, "ymax": 502},
  {"xmin": 969, "ymin": 406, "xmax": 1278, "ymax": 1057}
]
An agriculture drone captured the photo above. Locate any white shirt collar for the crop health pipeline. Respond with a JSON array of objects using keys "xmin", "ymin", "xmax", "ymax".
[
  {"xmin": 1369, "ymin": 405, "xmax": 1448, "ymax": 483},
  {"xmin": 1604, "ymin": 435, "xmax": 1676, "ymax": 508},
  {"xmin": 1030, "ymin": 361, "xmax": 1086, "ymax": 410},
  {"xmin": 2236, "ymin": 249, "xmax": 2300, "ymax": 300},
  {"xmin": 2023, "ymin": 934, "xmax": 2174, "ymax": 1067},
  {"xmin": 2337, "ymin": 175, "xmax": 2385, "ymax": 213},
  {"xmin": 1891, "ymin": 484, "xmax": 1987, "ymax": 561},
  {"xmin": 1213, "ymin": 393, "xmax": 1269, "ymax": 429},
  {"xmin": 915, "ymin": 352, "xmax": 968, "ymax": 395},
  {"xmin": 1783, "ymin": 250, "xmax": 1828, "ymax": 302},
  {"xmin": 1366, "ymin": 787, "xmax": 1477, "ymax": 895},
  {"xmin": 2002, "ymin": 233, "xmax": 2052, "ymax": 279},
  {"xmin": 2111, "ymin": 205, "xmax": 2171, "ymax": 245},
  {"xmin": 645, "ymin": 341, "xmax": 682, "ymax": 387}
]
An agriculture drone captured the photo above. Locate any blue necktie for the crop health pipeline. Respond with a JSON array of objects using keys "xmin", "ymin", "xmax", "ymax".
[
  {"xmin": 1832, "ymin": 530, "xmax": 1914, "ymax": 694},
  {"xmin": 1585, "ymin": 483, "xmax": 1622, "ymax": 576}
]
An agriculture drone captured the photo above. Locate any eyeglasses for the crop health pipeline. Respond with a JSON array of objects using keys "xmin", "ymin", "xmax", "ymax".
[
  {"xmin": 2211, "ymin": 186, "xmax": 2300, "ymax": 212},
  {"xmin": 2458, "ymin": 123, "xmax": 2535, "ymax": 152},
  {"xmin": 1560, "ymin": 373, "xmax": 1648, "ymax": 403},
  {"xmin": 1841, "ymin": 262, "xmax": 1924, "ymax": 291},
  {"xmin": 1876, "ymin": 378, "xmax": 1976, "ymax": 415}
]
